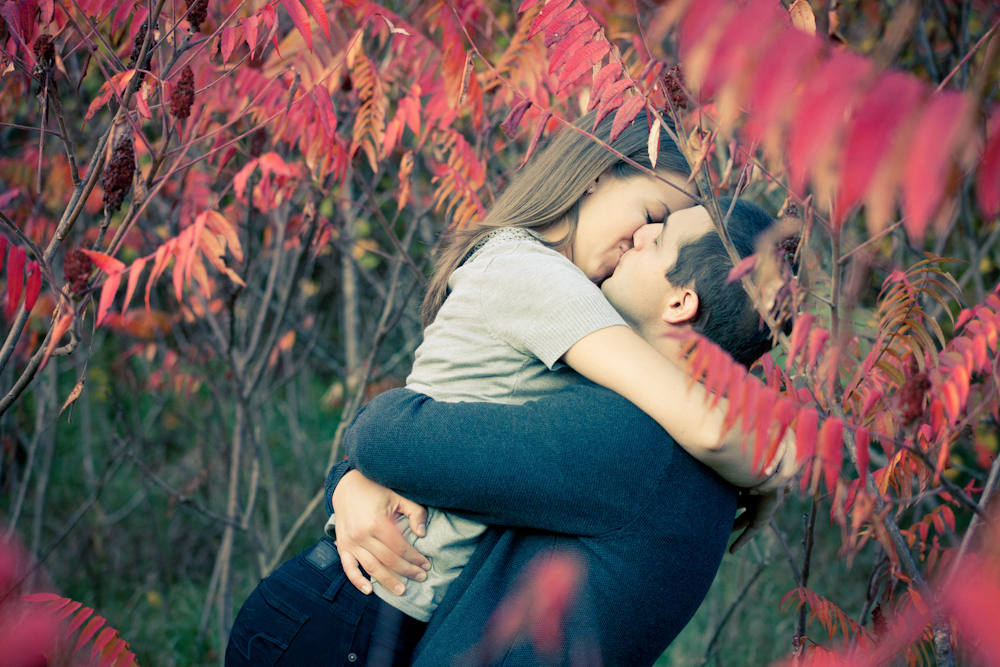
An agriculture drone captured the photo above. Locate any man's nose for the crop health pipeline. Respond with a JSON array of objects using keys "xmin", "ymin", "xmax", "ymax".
[{"xmin": 633, "ymin": 225, "xmax": 653, "ymax": 250}]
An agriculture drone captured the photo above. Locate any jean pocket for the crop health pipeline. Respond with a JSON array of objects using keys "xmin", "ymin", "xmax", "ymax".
[{"xmin": 227, "ymin": 577, "xmax": 309, "ymax": 667}]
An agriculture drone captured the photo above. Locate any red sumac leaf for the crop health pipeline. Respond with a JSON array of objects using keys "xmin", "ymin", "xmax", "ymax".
[
  {"xmin": 754, "ymin": 387, "xmax": 778, "ymax": 472},
  {"xmin": 0, "ymin": 186, "xmax": 20, "ymax": 208},
  {"xmin": 75, "ymin": 616, "xmax": 106, "ymax": 653},
  {"xmin": 593, "ymin": 79, "xmax": 631, "ymax": 128},
  {"xmin": 521, "ymin": 110, "xmax": 551, "ymax": 168},
  {"xmin": 745, "ymin": 30, "xmax": 820, "ymax": 143},
  {"xmin": 723, "ymin": 362, "xmax": 748, "ymax": 432},
  {"xmin": 55, "ymin": 600, "xmax": 83, "ymax": 620},
  {"xmin": 518, "ymin": 0, "xmax": 543, "ymax": 13},
  {"xmin": 96, "ymin": 272, "xmax": 122, "ymax": 327},
  {"xmin": 79, "ymin": 249, "xmax": 126, "ymax": 276},
  {"xmin": 787, "ymin": 52, "xmax": 872, "ymax": 192},
  {"xmin": 609, "ymin": 96, "xmax": 644, "ymax": 143},
  {"xmin": 677, "ymin": 0, "xmax": 727, "ymax": 57},
  {"xmin": 25, "ymin": 260, "xmax": 40, "ymax": 311},
  {"xmin": 700, "ymin": 0, "xmax": 785, "ymax": 97},
  {"xmin": 501, "ymin": 98, "xmax": 533, "ymax": 138},
  {"xmin": 979, "ymin": 107, "xmax": 1000, "ymax": 220},
  {"xmin": 740, "ymin": 377, "xmax": 761, "ymax": 435},
  {"xmin": 301, "ymin": 0, "xmax": 329, "ymax": 41},
  {"xmin": 91, "ymin": 627, "xmax": 117, "ymax": 660},
  {"xmin": 66, "ymin": 607, "xmax": 94, "ymax": 636},
  {"xmin": 903, "ymin": 91, "xmax": 971, "ymax": 243},
  {"xmin": 280, "ymin": 0, "xmax": 312, "ymax": 52},
  {"xmin": 122, "ymin": 257, "xmax": 146, "ymax": 317},
  {"xmin": 242, "ymin": 15, "xmax": 259, "ymax": 55},
  {"xmin": 98, "ymin": 636, "xmax": 127, "ymax": 667},
  {"xmin": 21, "ymin": 593, "xmax": 65, "ymax": 603},
  {"xmin": 806, "ymin": 327, "xmax": 829, "ymax": 371},
  {"xmin": 835, "ymin": 72, "xmax": 924, "ymax": 222},
  {"xmin": 5, "ymin": 245, "xmax": 25, "ymax": 318},
  {"xmin": 544, "ymin": 5, "xmax": 587, "ymax": 47},
  {"xmin": 221, "ymin": 26, "xmax": 237, "ymax": 63},
  {"xmin": 727, "ymin": 254, "xmax": 756, "ymax": 283},
  {"xmin": 786, "ymin": 312, "xmax": 813, "ymax": 371},
  {"xmin": 589, "ymin": 61, "xmax": 623, "ymax": 110},
  {"xmin": 548, "ymin": 20, "xmax": 600, "ymax": 74},
  {"xmin": 40, "ymin": 312, "xmax": 72, "ymax": 372},
  {"xmin": 856, "ymin": 426, "xmax": 870, "ymax": 475},
  {"xmin": 819, "ymin": 418, "xmax": 844, "ymax": 494},
  {"xmin": 557, "ymin": 40, "xmax": 611, "ymax": 91},
  {"xmin": 527, "ymin": 0, "xmax": 574, "ymax": 39},
  {"xmin": 795, "ymin": 407, "xmax": 819, "ymax": 466},
  {"xmin": 0, "ymin": 234, "xmax": 6, "ymax": 274}
]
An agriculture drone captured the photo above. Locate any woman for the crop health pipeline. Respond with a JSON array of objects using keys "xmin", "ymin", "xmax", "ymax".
[{"xmin": 226, "ymin": 109, "xmax": 795, "ymax": 666}]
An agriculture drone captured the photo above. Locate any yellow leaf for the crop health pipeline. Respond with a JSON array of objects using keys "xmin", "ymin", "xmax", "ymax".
[{"xmin": 789, "ymin": 0, "xmax": 816, "ymax": 36}]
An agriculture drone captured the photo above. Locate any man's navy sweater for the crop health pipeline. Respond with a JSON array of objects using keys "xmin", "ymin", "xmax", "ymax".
[{"xmin": 325, "ymin": 384, "xmax": 738, "ymax": 667}]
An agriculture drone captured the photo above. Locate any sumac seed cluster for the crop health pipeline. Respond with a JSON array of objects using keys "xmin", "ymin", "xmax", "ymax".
[
  {"xmin": 63, "ymin": 247, "xmax": 93, "ymax": 296},
  {"xmin": 171, "ymin": 66, "xmax": 195, "ymax": 120},
  {"xmin": 102, "ymin": 136, "xmax": 135, "ymax": 213},
  {"xmin": 185, "ymin": 0, "xmax": 208, "ymax": 32},
  {"xmin": 33, "ymin": 35, "xmax": 55, "ymax": 73}
]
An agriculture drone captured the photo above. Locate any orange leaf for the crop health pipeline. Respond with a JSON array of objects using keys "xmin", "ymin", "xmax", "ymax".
[
  {"xmin": 754, "ymin": 387, "xmax": 778, "ymax": 472},
  {"xmin": 83, "ymin": 71, "xmax": 137, "ymax": 126},
  {"xmin": 96, "ymin": 272, "xmax": 122, "ymax": 327},
  {"xmin": 79, "ymin": 249, "xmax": 126, "ymax": 276},
  {"xmin": 40, "ymin": 312, "xmax": 72, "ymax": 372},
  {"xmin": 609, "ymin": 96, "xmax": 645, "ymax": 143},
  {"xmin": 68, "ymin": 606, "xmax": 94, "ymax": 634},
  {"xmin": 122, "ymin": 257, "xmax": 147, "ymax": 317},
  {"xmin": 280, "ymin": 0, "xmax": 312, "ymax": 51},
  {"xmin": 518, "ymin": 0, "xmax": 542, "ymax": 12},
  {"xmin": 521, "ymin": 111, "xmax": 551, "ymax": 168},
  {"xmin": 940, "ymin": 380, "xmax": 961, "ymax": 422},
  {"xmin": 98, "ymin": 637, "xmax": 127, "ymax": 667}
]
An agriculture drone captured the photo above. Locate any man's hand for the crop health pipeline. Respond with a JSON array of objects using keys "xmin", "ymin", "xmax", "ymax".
[
  {"xmin": 729, "ymin": 487, "xmax": 783, "ymax": 553},
  {"xmin": 332, "ymin": 470, "xmax": 431, "ymax": 595}
]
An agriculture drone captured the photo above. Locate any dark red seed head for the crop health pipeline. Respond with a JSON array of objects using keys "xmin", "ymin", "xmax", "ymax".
[
  {"xmin": 185, "ymin": 0, "xmax": 208, "ymax": 32},
  {"xmin": 102, "ymin": 136, "xmax": 135, "ymax": 213},
  {"xmin": 63, "ymin": 247, "xmax": 94, "ymax": 296},
  {"xmin": 33, "ymin": 35, "xmax": 55, "ymax": 71},
  {"xmin": 170, "ymin": 65, "xmax": 195, "ymax": 120}
]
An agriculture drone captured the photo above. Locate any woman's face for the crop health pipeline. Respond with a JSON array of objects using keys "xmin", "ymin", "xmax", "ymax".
[{"xmin": 565, "ymin": 171, "xmax": 696, "ymax": 284}]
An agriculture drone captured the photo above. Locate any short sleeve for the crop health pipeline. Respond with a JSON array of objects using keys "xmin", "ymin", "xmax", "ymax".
[{"xmin": 479, "ymin": 243, "xmax": 627, "ymax": 368}]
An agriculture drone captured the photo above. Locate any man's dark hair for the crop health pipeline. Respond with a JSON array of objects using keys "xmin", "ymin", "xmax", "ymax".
[{"xmin": 666, "ymin": 198, "xmax": 777, "ymax": 368}]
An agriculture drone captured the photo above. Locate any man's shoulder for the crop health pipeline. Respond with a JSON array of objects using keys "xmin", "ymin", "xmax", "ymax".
[{"xmin": 551, "ymin": 383, "xmax": 676, "ymax": 437}]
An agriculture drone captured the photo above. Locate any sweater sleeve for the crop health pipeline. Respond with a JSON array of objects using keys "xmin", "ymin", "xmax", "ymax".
[
  {"xmin": 343, "ymin": 386, "xmax": 669, "ymax": 536},
  {"xmin": 479, "ymin": 243, "xmax": 626, "ymax": 368}
]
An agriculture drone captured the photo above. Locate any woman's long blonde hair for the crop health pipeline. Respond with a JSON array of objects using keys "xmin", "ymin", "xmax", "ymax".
[{"xmin": 422, "ymin": 108, "xmax": 691, "ymax": 326}]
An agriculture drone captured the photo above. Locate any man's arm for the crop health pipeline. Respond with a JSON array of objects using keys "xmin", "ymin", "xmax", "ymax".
[{"xmin": 343, "ymin": 385, "xmax": 667, "ymax": 536}]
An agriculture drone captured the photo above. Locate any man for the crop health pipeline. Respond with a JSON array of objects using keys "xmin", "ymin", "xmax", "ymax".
[{"xmin": 325, "ymin": 200, "xmax": 795, "ymax": 666}]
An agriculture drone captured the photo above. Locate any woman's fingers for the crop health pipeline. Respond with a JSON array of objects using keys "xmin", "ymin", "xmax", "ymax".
[
  {"xmin": 354, "ymin": 544, "xmax": 408, "ymax": 595},
  {"xmin": 337, "ymin": 546, "xmax": 373, "ymax": 595},
  {"xmin": 366, "ymin": 520, "xmax": 429, "ymax": 581},
  {"xmin": 398, "ymin": 496, "xmax": 428, "ymax": 538}
]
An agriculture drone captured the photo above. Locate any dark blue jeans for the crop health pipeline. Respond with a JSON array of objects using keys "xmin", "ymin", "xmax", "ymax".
[{"xmin": 226, "ymin": 537, "xmax": 427, "ymax": 667}]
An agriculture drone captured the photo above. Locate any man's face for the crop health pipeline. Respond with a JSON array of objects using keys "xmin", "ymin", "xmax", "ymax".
[{"xmin": 600, "ymin": 205, "xmax": 715, "ymax": 341}]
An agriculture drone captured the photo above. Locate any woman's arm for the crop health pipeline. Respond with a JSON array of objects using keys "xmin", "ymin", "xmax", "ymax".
[{"xmin": 562, "ymin": 325, "xmax": 796, "ymax": 489}]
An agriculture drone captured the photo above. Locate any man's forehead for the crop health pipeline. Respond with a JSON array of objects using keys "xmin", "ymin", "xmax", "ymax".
[{"xmin": 664, "ymin": 206, "xmax": 714, "ymax": 244}]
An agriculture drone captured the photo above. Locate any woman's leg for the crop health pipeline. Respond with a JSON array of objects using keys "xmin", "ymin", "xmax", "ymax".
[{"xmin": 226, "ymin": 537, "xmax": 427, "ymax": 667}]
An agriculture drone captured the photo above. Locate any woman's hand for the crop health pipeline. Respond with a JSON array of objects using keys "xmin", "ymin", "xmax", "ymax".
[
  {"xmin": 332, "ymin": 470, "xmax": 431, "ymax": 595},
  {"xmin": 729, "ymin": 428, "xmax": 798, "ymax": 553}
]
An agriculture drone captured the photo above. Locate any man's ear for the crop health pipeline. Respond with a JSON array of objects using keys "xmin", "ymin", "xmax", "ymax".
[{"xmin": 662, "ymin": 286, "xmax": 699, "ymax": 325}]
